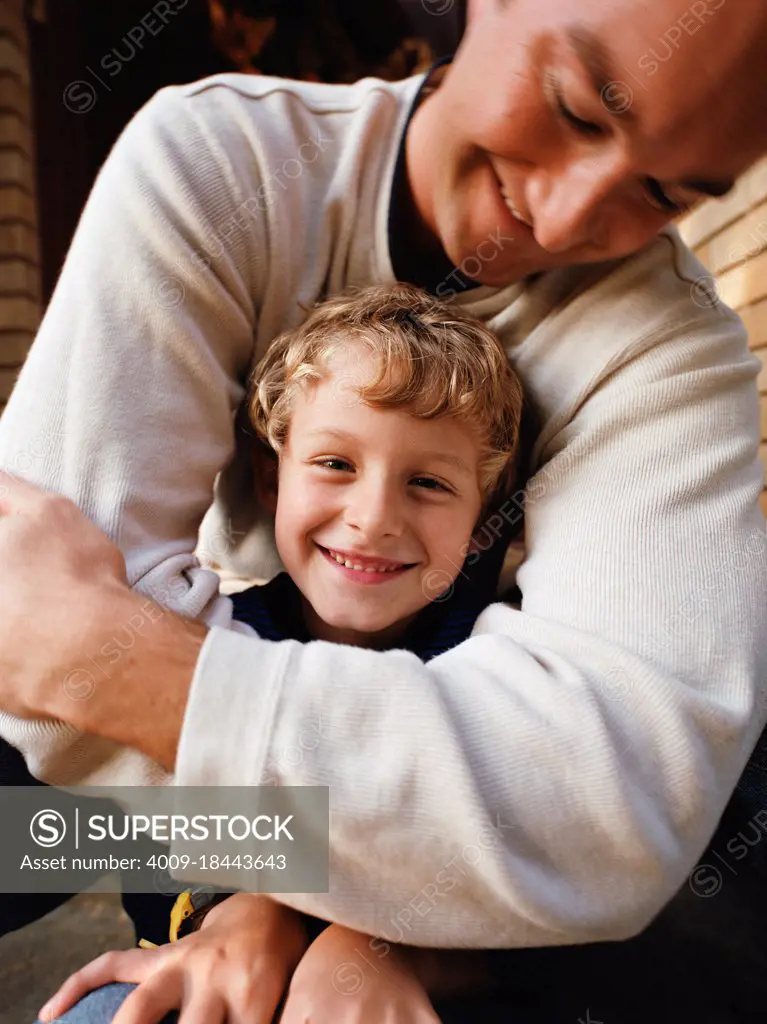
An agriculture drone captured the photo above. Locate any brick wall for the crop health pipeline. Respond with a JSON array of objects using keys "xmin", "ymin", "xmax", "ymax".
[
  {"xmin": 0, "ymin": 0, "xmax": 41, "ymax": 417},
  {"xmin": 677, "ymin": 156, "xmax": 767, "ymax": 519}
]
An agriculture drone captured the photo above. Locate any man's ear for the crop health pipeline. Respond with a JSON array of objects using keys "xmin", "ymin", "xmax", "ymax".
[{"xmin": 252, "ymin": 441, "xmax": 279, "ymax": 515}]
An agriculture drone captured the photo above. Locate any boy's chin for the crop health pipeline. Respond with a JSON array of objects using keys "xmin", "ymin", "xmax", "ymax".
[
  {"xmin": 322, "ymin": 611, "xmax": 398, "ymax": 635},
  {"xmin": 315, "ymin": 604, "xmax": 411, "ymax": 643}
]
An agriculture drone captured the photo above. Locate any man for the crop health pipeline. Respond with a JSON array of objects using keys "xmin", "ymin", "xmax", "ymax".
[{"xmin": 0, "ymin": 0, "xmax": 766, "ymax": 1017}]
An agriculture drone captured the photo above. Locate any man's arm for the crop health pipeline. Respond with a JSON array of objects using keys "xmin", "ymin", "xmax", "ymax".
[
  {"xmin": 7, "ymin": 290, "xmax": 765, "ymax": 949},
  {"xmin": 0, "ymin": 83, "xmax": 264, "ymax": 784},
  {"xmin": 0, "ymin": 72, "xmax": 763, "ymax": 946},
  {"xmin": 174, "ymin": 314, "xmax": 767, "ymax": 947}
]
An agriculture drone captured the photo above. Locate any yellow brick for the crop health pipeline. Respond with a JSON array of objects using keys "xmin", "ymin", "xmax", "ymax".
[
  {"xmin": 757, "ymin": 351, "xmax": 767, "ymax": 392},
  {"xmin": 707, "ymin": 198, "xmax": 767, "ymax": 277},
  {"xmin": 0, "ymin": 367, "xmax": 20, "ymax": 403},
  {"xmin": 0, "ymin": 259, "xmax": 39, "ymax": 296},
  {"xmin": 0, "ymin": 149, "xmax": 32, "ymax": 189},
  {"xmin": 678, "ymin": 157, "xmax": 767, "ymax": 249},
  {"xmin": 693, "ymin": 242, "xmax": 712, "ymax": 271},
  {"xmin": 716, "ymin": 249, "xmax": 767, "ymax": 312},
  {"xmin": 0, "ymin": 4, "xmax": 27, "ymax": 46},
  {"xmin": 0, "ymin": 38, "xmax": 29, "ymax": 83},
  {"xmin": 0, "ymin": 78, "xmax": 30, "ymax": 120},
  {"xmin": 0, "ymin": 222, "xmax": 38, "ymax": 261},
  {"xmin": 0, "ymin": 185, "xmax": 35, "ymax": 223},
  {"xmin": 0, "ymin": 113, "xmax": 33, "ymax": 155},
  {"xmin": 0, "ymin": 331, "xmax": 33, "ymax": 366},
  {"xmin": 740, "ymin": 300, "xmax": 767, "ymax": 350},
  {"xmin": 0, "ymin": 296, "xmax": 39, "ymax": 333}
]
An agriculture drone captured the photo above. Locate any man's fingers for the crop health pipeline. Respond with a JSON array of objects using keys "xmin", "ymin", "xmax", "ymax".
[
  {"xmin": 176, "ymin": 991, "xmax": 228, "ymax": 1024},
  {"xmin": 226, "ymin": 972, "xmax": 286, "ymax": 1024},
  {"xmin": 38, "ymin": 949, "xmax": 159, "ymax": 1021},
  {"xmin": 113, "ymin": 977, "xmax": 224, "ymax": 1024}
]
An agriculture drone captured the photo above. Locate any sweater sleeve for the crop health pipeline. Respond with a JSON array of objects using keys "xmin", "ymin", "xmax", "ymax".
[
  {"xmin": 0, "ymin": 86, "xmax": 263, "ymax": 784},
  {"xmin": 173, "ymin": 302, "xmax": 767, "ymax": 947}
]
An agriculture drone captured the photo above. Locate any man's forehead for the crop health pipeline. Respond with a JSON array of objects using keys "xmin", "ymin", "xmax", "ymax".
[{"xmin": 534, "ymin": 0, "xmax": 767, "ymax": 179}]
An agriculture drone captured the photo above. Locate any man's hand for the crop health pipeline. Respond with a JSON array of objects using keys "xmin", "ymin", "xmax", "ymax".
[
  {"xmin": 281, "ymin": 924, "xmax": 442, "ymax": 1024},
  {"xmin": 37, "ymin": 894, "xmax": 308, "ymax": 1023},
  {"xmin": 0, "ymin": 472, "xmax": 206, "ymax": 769},
  {"xmin": 0, "ymin": 471, "xmax": 129, "ymax": 719}
]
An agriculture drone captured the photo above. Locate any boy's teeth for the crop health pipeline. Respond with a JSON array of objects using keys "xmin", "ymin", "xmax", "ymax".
[{"xmin": 329, "ymin": 550, "xmax": 399, "ymax": 573}]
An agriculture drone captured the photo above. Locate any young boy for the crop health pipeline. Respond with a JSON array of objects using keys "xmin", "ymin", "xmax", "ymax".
[{"xmin": 36, "ymin": 283, "xmax": 525, "ymax": 1023}]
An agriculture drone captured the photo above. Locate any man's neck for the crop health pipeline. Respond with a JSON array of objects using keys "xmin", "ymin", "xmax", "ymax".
[{"xmin": 388, "ymin": 63, "xmax": 480, "ymax": 295}]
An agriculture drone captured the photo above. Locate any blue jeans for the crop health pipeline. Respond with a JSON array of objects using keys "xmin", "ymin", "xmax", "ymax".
[
  {"xmin": 33, "ymin": 984, "xmax": 177, "ymax": 1024},
  {"xmin": 13, "ymin": 726, "xmax": 767, "ymax": 1023},
  {"xmin": 32, "ymin": 981, "xmax": 526, "ymax": 1024}
]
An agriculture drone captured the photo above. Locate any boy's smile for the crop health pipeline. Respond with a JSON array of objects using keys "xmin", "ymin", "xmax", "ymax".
[
  {"xmin": 271, "ymin": 346, "xmax": 484, "ymax": 648},
  {"xmin": 315, "ymin": 543, "xmax": 418, "ymax": 582}
]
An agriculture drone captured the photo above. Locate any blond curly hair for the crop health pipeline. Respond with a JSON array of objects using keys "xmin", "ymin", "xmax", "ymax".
[{"xmin": 247, "ymin": 284, "xmax": 524, "ymax": 511}]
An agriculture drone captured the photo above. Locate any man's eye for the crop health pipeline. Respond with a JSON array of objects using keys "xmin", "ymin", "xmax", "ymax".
[
  {"xmin": 554, "ymin": 88, "xmax": 604, "ymax": 138},
  {"xmin": 643, "ymin": 177, "xmax": 690, "ymax": 215}
]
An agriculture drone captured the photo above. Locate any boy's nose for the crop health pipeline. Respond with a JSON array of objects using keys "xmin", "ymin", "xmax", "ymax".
[{"xmin": 344, "ymin": 480, "xmax": 404, "ymax": 540}]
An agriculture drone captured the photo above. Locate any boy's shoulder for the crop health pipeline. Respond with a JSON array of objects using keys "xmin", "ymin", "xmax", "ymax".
[{"xmin": 230, "ymin": 572, "xmax": 310, "ymax": 643}]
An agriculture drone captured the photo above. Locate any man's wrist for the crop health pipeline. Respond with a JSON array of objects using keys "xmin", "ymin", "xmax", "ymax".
[{"xmin": 50, "ymin": 583, "xmax": 207, "ymax": 771}]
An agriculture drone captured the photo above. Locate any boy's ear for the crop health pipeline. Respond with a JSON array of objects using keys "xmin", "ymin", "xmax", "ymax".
[{"xmin": 252, "ymin": 441, "xmax": 279, "ymax": 515}]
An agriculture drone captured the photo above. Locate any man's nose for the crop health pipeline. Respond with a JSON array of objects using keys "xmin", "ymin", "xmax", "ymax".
[{"xmin": 528, "ymin": 154, "xmax": 628, "ymax": 254}]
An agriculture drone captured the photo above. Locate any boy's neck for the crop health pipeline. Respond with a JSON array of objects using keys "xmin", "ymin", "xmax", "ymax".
[{"xmin": 298, "ymin": 592, "xmax": 419, "ymax": 651}]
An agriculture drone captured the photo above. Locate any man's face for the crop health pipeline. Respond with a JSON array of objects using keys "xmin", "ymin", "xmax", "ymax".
[
  {"xmin": 273, "ymin": 345, "xmax": 484, "ymax": 648},
  {"xmin": 406, "ymin": 0, "xmax": 767, "ymax": 285}
]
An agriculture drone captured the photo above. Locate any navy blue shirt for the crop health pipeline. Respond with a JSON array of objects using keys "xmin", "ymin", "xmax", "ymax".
[
  {"xmin": 124, "ymin": 521, "xmax": 518, "ymax": 947},
  {"xmin": 229, "ymin": 556, "xmax": 506, "ymax": 663}
]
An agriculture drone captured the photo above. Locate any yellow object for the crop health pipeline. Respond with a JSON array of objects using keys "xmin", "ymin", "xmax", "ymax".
[
  {"xmin": 138, "ymin": 888, "xmax": 195, "ymax": 949},
  {"xmin": 169, "ymin": 889, "xmax": 195, "ymax": 942}
]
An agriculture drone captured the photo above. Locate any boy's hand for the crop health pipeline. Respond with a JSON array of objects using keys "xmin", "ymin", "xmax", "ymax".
[
  {"xmin": 281, "ymin": 923, "xmax": 442, "ymax": 1023},
  {"xmin": 37, "ymin": 894, "xmax": 307, "ymax": 1024}
]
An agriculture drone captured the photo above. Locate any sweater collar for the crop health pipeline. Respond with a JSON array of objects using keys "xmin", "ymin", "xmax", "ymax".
[{"xmin": 386, "ymin": 58, "xmax": 481, "ymax": 298}]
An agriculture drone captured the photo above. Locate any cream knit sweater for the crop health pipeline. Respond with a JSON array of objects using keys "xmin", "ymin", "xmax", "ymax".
[{"xmin": 0, "ymin": 72, "xmax": 765, "ymax": 948}]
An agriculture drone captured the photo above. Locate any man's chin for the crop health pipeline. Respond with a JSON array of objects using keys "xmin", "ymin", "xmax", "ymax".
[{"xmin": 444, "ymin": 240, "xmax": 547, "ymax": 288}]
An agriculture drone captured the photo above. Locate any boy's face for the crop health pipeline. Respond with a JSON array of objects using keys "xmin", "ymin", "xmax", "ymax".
[{"xmin": 272, "ymin": 346, "xmax": 485, "ymax": 647}]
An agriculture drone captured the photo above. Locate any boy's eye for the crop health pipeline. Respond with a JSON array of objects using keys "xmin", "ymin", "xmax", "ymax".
[
  {"xmin": 316, "ymin": 458, "xmax": 354, "ymax": 472},
  {"xmin": 313, "ymin": 462, "xmax": 452, "ymax": 493},
  {"xmin": 411, "ymin": 476, "xmax": 450, "ymax": 493}
]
